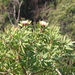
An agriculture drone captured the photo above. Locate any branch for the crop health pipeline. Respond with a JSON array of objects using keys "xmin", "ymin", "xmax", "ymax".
[
  {"xmin": 17, "ymin": 1, "xmax": 23, "ymax": 25},
  {"xmin": 0, "ymin": 72, "xmax": 8, "ymax": 74},
  {"xmin": 31, "ymin": 70, "xmax": 46, "ymax": 75},
  {"xmin": 18, "ymin": 55, "xmax": 27, "ymax": 75},
  {"xmin": 0, "ymin": 56, "xmax": 19, "ymax": 62},
  {"xmin": 13, "ymin": 4, "xmax": 16, "ymax": 22},
  {"xmin": 0, "ymin": 69, "xmax": 10, "ymax": 74},
  {"xmin": 55, "ymin": 68, "xmax": 62, "ymax": 75},
  {"xmin": 8, "ymin": 13, "xmax": 13, "ymax": 25},
  {"xmin": 4, "ymin": 56, "xmax": 19, "ymax": 61}
]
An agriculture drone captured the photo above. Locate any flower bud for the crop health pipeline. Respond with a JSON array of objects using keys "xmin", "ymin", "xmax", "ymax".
[
  {"xmin": 39, "ymin": 21, "xmax": 48, "ymax": 26},
  {"xmin": 21, "ymin": 20, "xmax": 31, "ymax": 25}
]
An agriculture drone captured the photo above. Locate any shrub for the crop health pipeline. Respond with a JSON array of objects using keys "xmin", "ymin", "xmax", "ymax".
[{"xmin": 0, "ymin": 22, "xmax": 75, "ymax": 75}]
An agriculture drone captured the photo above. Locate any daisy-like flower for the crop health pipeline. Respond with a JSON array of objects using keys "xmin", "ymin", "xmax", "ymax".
[{"xmin": 39, "ymin": 21, "xmax": 48, "ymax": 26}]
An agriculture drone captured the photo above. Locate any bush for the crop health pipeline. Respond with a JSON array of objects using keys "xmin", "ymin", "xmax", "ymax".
[{"xmin": 0, "ymin": 23, "xmax": 75, "ymax": 75}]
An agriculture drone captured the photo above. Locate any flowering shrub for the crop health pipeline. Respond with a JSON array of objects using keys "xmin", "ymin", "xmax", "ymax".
[{"xmin": 0, "ymin": 21, "xmax": 75, "ymax": 75}]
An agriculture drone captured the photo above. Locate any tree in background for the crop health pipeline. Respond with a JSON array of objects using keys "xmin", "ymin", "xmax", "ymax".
[
  {"xmin": 0, "ymin": 0, "xmax": 23, "ymax": 28},
  {"xmin": 8, "ymin": 0, "xmax": 23, "ymax": 25}
]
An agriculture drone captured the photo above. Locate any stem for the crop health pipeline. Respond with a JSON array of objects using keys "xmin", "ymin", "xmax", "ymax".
[
  {"xmin": 4, "ymin": 56, "xmax": 19, "ymax": 61},
  {"xmin": 16, "ymin": 1, "xmax": 23, "ymax": 25},
  {"xmin": 31, "ymin": 70, "xmax": 46, "ymax": 75},
  {"xmin": 13, "ymin": 4, "xmax": 17, "ymax": 24},
  {"xmin": 0, "ymin": 69, "xmax": 10, "ymax": 74},
  {"xmin": 8, "ymin": 13, "xmax": 13, "ymax": 25},
  {"xmin": 0, "ymin": 72, "xmax": 8, "ymax": 74},
  {"xmin": 55, "ymin": 68, "xmax": 62, "ymax": 75},
  {"xmin": 18, "ymin": 55, "xmax": 27, "ymax": 75}
]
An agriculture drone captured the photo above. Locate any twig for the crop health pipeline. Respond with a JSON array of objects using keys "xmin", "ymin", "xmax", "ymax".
[
  {"xmin": 0, "ymin": 56, "xmax": 19, "ymax": 62},
  {"xmin": 4, "ymin": 56, "xmax": 19, "ymax": 61},
  {"xmin": 31, "ymin": 70, "xmax": 46, "ymax": 75},
  {"xmin": 55, "ymin": 68, "xmax": 62, "ymax": 75},
  {"xmin": 0, "ymin": 72, "xmax": 8, "ymax": 74},
  {"xmin": 8, "ymin": 13, "xmax": 13, "ymax": 25},
  {"xmin": 0, "ymin": 69, "xmax": 10, "ymax": 74},
  {"xmin": 13, "ymin": 4, "xmax": 17, "ymax": 24},
  {"xmin": 18, "ymin": 55, "xmax": 27, "ymax": 75},
  {"xmin": 17, "ymin": 1, "xmax": 23, "ymax": 25}
]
